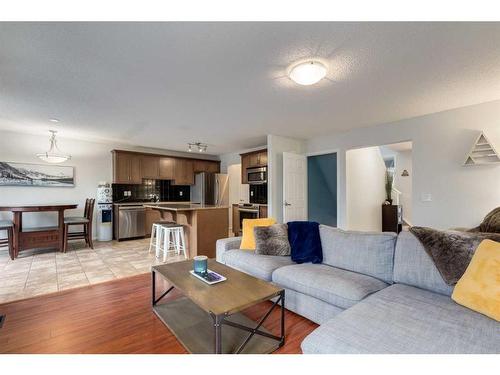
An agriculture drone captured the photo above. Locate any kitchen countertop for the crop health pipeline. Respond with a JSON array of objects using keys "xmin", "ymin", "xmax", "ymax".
[
  {"xmin": 144, "ymin": 203, "xmax": 230, "ymax": 211},
  {"xmin": 232, "ymin": 203, "xmax": 267, "ymax": 206},
  {"xmin": 113, "ymin": 201, "xmax": 190, "ymax": 206}
]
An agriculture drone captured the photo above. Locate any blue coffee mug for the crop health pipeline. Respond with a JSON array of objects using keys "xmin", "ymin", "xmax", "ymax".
[{"xmin": 194, "ymin": 256, "xmax": 208, "ymax": 275}]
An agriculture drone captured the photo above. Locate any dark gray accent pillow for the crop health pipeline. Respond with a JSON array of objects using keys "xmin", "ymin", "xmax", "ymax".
[
  {"xmin": 254, "ymin": 224, "xmax": 291, "ymax": 256},
  {"xmin": 409, "ymin": 226, "xmax": 500, "ymax": 285}
]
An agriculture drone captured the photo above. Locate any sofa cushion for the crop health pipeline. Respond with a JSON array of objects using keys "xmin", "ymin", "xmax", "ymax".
[
  {"xmin": 216, "ymin": 237, "xmax": 242, "ymax": 263},
  {"xmin": 272, "ymin": 264, "xmax": 388, "ymax": 309},
  {"xmin": 222, "ymin": 249, "xmax": 294, "ymax": 281},
  {"xmin": 319, "ymin": 225, "xmax": 397, "ymax": 283},
  {"xmin": 240, "ymin": 218, "xmax": 276, "ymax": 250},
  {"xmin": 281, "ymin": 288, "xmax": 343, "ymax": 325},
  {"xmin": 409, "ymin": 226, "xmax": 500, "ymax": 285},
  {"xmin": 394, "ymin": 231, "xmax": 453, "ymax": 296},
  {"xmin": 254, "ymin": 224, "xmax": 291, "ymax": 256},
  {"xmin": 452, "ymin": 239, "xmax": 500, "ymax": 321},
  {"xmin": 301, "ymin": 284, "xmax": 500, "ymax": 354}
]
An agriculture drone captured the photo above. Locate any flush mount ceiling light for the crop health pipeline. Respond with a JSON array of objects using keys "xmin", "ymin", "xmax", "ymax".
[
  {"xmin": 188, "ymin": 142, "xmax": 208, "ymax": 153},
  {"xmin": 287, "ymin": 59, "xmax": 328, "ymax": 86},
  {"xmin": 36, "ymin": 130, "xmax": 71, "ymax": 163}
]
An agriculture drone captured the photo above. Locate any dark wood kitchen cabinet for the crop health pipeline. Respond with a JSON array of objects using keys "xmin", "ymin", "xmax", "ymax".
[
  {"xmin": 241, "ymin": 153, "xmax": 251, "ymax": 184},
  {"xmin": 112, "ymin": 151, "xmax": 142, "ymax": 184},
  {"xmin": 240, "ymin": 149, "xmax": 267, "ymax": 184},
  {"xmin": 259, "ymin": 205, "xmax": 268, "ymax": 219},
  {"xmin": 173, "ymin": 158, "xmax": 194, "ymax": 185},
  {"xmin": 112, "ymin": 150, "xmax": 221, "ymax": 185},
  {"xmin": 159, "ymin": 157, "xmax": 175, "ymax": 180},
  {"xmin": 194, "ymin": 160, "xmax": 220, "ymax": 174},
  {"xmin": 232, "ymin": 204, "xmax": 241, "ymax": 236},
  {"xmin": 140, "ymin": 155, "xmax": 160, "ymax": 179}
]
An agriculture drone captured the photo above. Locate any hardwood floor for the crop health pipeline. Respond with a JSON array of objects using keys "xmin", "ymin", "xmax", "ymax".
[{"xmin": 0, "ymin": 273, "xmax": 317, "ymax": 354}]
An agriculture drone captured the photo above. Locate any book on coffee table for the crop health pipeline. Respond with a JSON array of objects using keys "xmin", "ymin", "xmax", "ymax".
[{"xmin": 189, "ymin": 269, "xmax": 227, "ymax": 285}]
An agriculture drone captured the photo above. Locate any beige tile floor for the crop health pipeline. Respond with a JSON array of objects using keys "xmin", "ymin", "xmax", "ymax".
[{"xmin": 0, "ymin": 238, "xmax": 185, "ymax": 304}]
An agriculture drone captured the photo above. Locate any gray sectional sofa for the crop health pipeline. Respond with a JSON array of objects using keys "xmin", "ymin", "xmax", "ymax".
[{"xmin": 216, "ymin": 225, "xmax": 500, "ymax": 354}]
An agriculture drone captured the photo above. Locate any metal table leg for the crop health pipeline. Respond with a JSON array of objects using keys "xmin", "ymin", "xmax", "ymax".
[
  {"xmin": 152, "ymin": 269, "xmax": 175, "ymax": 306},
  {"xmin": 151, "ymin": 270, "xmax": 156, "ymax": 306},
  {"xmin": 212, "ymin": 314, "xmax": 223, "ymax": 354},
  {"xmin": 211, "ymin": 290, "xmax": 286, "ymax": 354}
]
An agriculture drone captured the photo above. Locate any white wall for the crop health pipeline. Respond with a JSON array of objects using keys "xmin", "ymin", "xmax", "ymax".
[
  {"xmin": 346, "ymin": 147, "xmax": 387, "ymax": 231},
  {"xmin": 0, "ymin": 130, "xmax": 219, "ymax": 238},
  {"xmin": 307, "ymin": 100, "xmax": 500, "ymax": 230},
  {"xmin": 267, "ymin": 134, "xmax": 305, "ymax": 223}
]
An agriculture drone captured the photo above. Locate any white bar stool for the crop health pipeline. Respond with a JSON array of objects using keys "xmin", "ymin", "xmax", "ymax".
[
  {"xmin": 148, "ymin": 223, "xmax": 165, "ymax": 257},
  {"xmin": 149, "ymin": 223, "xmax": 188, "ymax": 261}
]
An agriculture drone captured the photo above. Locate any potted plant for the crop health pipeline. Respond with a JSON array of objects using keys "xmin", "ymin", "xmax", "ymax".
[{"xmin": 384, "ymin": 171, "xmax": 393, "ymax": 205}]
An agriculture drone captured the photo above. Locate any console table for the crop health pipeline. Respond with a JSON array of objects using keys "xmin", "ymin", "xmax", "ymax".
[{"xmin": 0, "ymin": 204, "xmax": 78, "ymax": 258}]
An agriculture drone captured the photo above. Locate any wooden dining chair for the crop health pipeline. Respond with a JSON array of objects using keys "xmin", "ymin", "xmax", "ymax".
[
  {"xmin": 63, "ymin": 198, "xmax": 95, "ymax": 252},
  {"xmin": 0, "ymin": 220, "xmax": 14, "ymax": 260}
]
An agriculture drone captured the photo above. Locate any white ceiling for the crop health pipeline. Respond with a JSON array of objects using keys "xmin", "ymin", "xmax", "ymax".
[{"xmin": 1, "ymin": 22, "xmax": 500, "ymax": 155}]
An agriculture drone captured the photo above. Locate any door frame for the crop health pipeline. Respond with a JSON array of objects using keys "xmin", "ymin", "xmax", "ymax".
[{"xmin": 305, "ymin": 149, "xmax": 340, "ymax": 226}]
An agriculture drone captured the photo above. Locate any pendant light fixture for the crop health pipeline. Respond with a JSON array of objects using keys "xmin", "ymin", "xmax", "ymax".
[{"xmin": 36, "ymin": 130, "xmax": 71, "ymax": 163}]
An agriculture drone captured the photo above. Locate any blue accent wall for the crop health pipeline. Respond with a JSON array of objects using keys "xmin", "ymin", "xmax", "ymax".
[{"xmin": 308, "ymin": 153, "xmax": 337, "ymax": 226}]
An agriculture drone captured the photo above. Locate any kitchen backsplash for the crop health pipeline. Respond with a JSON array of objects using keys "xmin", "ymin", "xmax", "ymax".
[{"xmin": 112, "ymin": 179, "xmax": 190, "ymax": 202}]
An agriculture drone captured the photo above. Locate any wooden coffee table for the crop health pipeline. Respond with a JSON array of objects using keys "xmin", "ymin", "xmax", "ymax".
[{"xmin": 151, "ymin": 259, "xmax": 285, "ymax": 354}]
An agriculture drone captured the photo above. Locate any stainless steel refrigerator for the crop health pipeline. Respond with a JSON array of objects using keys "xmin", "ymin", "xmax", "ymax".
[{"xmin": 190, "ymin": 172, "xmax": 229, "ymax": 206}]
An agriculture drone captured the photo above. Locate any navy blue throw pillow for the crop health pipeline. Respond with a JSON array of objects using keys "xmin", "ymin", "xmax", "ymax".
[{"xmin": 287, "ymin": 221, "xmax": 323, "ymax": 264}]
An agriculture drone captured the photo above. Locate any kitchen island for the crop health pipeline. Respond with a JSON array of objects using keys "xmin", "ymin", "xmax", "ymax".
[{"xmin": 144, "ymin": 203, "xmax": 229, "ymax": 259}]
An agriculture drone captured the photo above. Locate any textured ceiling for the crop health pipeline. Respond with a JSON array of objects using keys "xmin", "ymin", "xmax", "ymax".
[{"xmin": 1, "ymin": 22, "xmax": 500, "ymax": 154}]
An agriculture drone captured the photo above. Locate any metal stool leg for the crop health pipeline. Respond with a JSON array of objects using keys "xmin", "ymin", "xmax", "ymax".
[
  {"xmin": 162, "ymin": 227, "xmax": 169, "ymax": 262},
  {"xmin": 174, "ymin": 228, "xmax": 181, "ymax": 255},
  {"xmin": 148, "ymin": 224, "xmax": 156, "ymax": 253},
  {"xmin": 156, "ymin": 225, "xmax": 163, "ymax": 258},
  {"xmin": 181, "ymin": 228, "xmax": 188, "ymax": 259}
]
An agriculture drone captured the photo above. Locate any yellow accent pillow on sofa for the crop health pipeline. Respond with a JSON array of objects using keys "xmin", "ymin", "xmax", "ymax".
[
  {"xmin": 240, "ymin": 218, "xmax": 276, "ymax": 250},
  {"xmin": 452, "ymin": 239, "xmax": 500, "ymax": 321}
]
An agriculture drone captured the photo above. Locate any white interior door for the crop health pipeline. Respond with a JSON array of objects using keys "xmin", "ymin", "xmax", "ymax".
[{"xmin": 283, "ymin": 152, "xmax": 307, "ymax": 222}]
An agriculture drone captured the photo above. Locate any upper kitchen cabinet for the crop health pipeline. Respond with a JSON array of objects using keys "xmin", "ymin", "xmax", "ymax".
[
  {"xmin": 112, "ymin": 151, "xmax": 142, "ymax": 184},
  {"xmin": 194, "ymin": 160, "xmax": 220, "ymax": 174},
  {"xmin": 240, "ymin": 149, "xmax": 267, "ymax": 184},
  {"xmin": 173, "ymin": 158, "xmax": 194, "ymax": 185},
  {"xmin": 140, "ymin": 155, "xmax": 160, "ymax": 179},
  {"xmin": 159, "ymin": 157, "xmax": 175, "ymax": 180},
  {"xmin": 112, "ymin": 150, "xmax": 220, "ymax": 185}
]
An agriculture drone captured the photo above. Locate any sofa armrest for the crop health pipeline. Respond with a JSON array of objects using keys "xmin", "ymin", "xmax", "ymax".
[{"xmin": 216, "ymin": 236, "xmax": 242, "ymax": 263}]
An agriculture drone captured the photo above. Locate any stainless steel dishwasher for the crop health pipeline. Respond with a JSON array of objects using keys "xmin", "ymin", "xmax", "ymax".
[{"xmin": 118, "ymin": 205, "xmax": 146, "ymax": 240}]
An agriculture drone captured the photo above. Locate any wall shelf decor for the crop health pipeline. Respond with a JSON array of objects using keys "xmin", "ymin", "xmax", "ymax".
[
  {"xmin": 0, "ymin": 162, "xmax": 74, "ymax": 187},
  {"xmin": 464, "ymin": 131, "xmax": 500, "ymax": 166}
]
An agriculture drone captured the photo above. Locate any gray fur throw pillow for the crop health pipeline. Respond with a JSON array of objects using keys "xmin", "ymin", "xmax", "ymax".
[
  {"xmin": 254, "ymin": 224, "xmax": 291, "ymax": 256},
  {"xmin": 410, "ymin": 226, "xmax": 500, "ymax": 285}
]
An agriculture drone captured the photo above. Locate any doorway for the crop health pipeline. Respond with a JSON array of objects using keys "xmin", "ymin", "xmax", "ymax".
[
  {"xmin": 345, "ymin": 141, "xmax": 412, "ymax": 232},
  {"xmin": 307, "ymin": 153, "xmax": 337, "ymax": 226}
]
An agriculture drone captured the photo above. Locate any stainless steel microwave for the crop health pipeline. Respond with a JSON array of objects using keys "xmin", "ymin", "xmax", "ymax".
[{"xmin": 247, "ymin": 166, "xmax": 267, "ymax": 184}]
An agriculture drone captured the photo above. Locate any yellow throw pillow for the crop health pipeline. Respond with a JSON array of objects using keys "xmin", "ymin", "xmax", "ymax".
[
  {"xmin": 240, "ymin": 218, "xmax": 276, "ymax": 250},
  {"xmin": 452, "ymin": 239, "xmax": 500, "ymax": 321}
]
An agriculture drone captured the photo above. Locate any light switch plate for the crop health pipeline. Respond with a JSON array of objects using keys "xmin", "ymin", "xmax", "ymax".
[{"xmin": 421, "ymin": 193, "xmax": 432, "ymax": 202}]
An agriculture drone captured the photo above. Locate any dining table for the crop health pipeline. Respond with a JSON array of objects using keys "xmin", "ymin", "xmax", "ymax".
[{"xmin": 0, "ymin": 204, "xmax": 78, "ymax": 258}]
